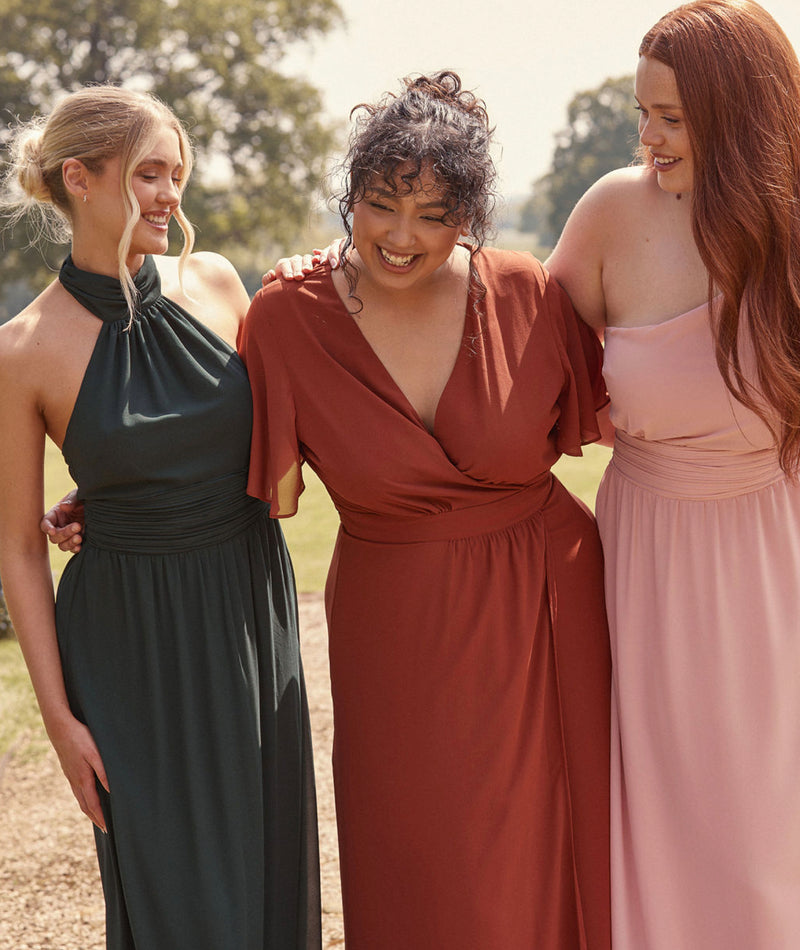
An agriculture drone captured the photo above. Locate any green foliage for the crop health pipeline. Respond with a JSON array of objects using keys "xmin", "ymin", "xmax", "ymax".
[
  {"xmin": 520, "ymin": 75, "xmax": 639, "ymax": 245},
  {"xmin": 0, "ymin": 0, "xmax": 343, "ymax": 291}
]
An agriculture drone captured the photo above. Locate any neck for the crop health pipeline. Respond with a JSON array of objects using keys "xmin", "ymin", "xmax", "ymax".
[
  {"xmin": 69, "ymin": 221, "xmax": 148, "ymax": 277},
  {"xmin": 69, "ymin": 246, "xmax": 146, "ymax": 279}
]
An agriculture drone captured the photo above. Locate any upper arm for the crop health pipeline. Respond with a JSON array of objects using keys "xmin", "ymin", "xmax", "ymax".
[
  {"xmin": 0, "ymin": 332, "xmax": 48, "ymax": 565},
  {"xmin": 545, "ymin": 172, "xmax": 626, "ymax": 332}
]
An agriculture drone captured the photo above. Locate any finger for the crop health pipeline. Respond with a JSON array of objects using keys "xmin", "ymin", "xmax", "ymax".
[
  {"xmin": 301, "ymin": 254, "xmax": 314, "ymax": 273},
  {"xmin": 79, "ymin": 786, "xmax": 107, "ymax": 833},
  {"xmin": 275, "ymin": 258, "xmax": 297, "ymax": 280},
  {"xmin": 327, "ymin": 239, "xmax": 345, "ymax": 269},
  {"xmin": 262, "ymin": 269, "xmax": 277, "ymax": 286},
  {"xmin": 91, "ymin": 752, "xmax": 110, "ymax": 795},
  {"xmin": 58, "ymin": 537, "xmax": 82, "ymax": 553},
  {"xmin": 49, "ymin": 522, "xmax": 82, "ymax": 547},
  {"xmin": 287, "ymin": 255, "xmax": 307, "ymax": 279},
  {"xmin": 71, "ymin": 773, "xmax": 106, "ymax": 833}
]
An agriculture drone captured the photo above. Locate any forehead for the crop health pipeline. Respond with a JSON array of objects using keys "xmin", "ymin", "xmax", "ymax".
[
  {"xmin": 366, "ymin": 163, "xmax": 449, "ymax": 202},
  {"xmin": 138, "ymin": 126, "xmax": 183, "ymax": 165},
  {"xmin": 635, "ymin": 55, "xmax": 683, "ymax": 107}
]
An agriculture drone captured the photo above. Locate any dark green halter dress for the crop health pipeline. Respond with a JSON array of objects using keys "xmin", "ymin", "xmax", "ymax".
[{"xmin": 55, "ymin": 256, "xmax": 320, "ymax": 949}]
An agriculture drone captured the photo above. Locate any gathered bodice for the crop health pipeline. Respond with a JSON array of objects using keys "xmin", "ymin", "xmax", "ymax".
[
  {"xmin": 58, "ymin": 256, "xmax": 263, "ymax": 549},
  {"xmin": 603, "ymin": 301, "xmax": 785, "ymax": 498},
  {"xmin": 603, "ymin": 301, "xmax": 774, "ymax": 452}
]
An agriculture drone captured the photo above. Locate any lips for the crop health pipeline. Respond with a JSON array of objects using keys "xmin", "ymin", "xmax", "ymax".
[
  {"xmin": 652, "ymin": 155, "xmax": 680, "ymax": 170},
  {"xmin": 379, "ymin": 247, "xmax": 417, "ymax": 268},
  {"xmin": 142, "ymin": 213, "xmax": 170, "ymax": 228}
]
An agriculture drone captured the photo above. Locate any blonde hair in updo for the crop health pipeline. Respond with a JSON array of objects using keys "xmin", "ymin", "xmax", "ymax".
[{"xmin": 2, "ymin": 85, "xmax": 195, "ymax": 317}]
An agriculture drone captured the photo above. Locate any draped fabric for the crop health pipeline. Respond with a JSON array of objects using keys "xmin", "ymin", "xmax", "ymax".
[
  {"xmin": 597, "ymin": 300, "xmax": 800, "ymax": 949},
  {"xmin": 241, "ymin": 249, "xmax": 612, "ymax": 949},
  {"xmin": 56, "ymin": 255, "xmax": 320, "ymax": 949}
]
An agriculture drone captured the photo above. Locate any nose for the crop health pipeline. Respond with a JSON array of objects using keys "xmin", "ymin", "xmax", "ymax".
[
  {"xmin": 386, "ymin": 213, "xmax": 415, "ymax": 249},
  {"xmin": 159, "ymin": 178, "xmax": 181, "ymax": 207},
  {"xmin": 638, "ymin": 116, "xmax": 663, "ymax": 148}
]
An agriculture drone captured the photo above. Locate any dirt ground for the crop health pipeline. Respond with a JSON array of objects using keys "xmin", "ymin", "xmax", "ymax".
[{"xmin": 0, "ymin": 592, "xmax": 343, "ymax": 949}]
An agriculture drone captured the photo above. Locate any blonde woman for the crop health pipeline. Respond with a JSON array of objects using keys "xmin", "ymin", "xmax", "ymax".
[{"xmin": 0, "ymin": 86, "xmax": 319, "ymax": 949}]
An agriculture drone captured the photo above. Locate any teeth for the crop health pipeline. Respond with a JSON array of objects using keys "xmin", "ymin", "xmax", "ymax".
[
  {"xmin": 144, "ymin": 214, "xmax": 169, "ymax": 225},
  {"xmin": 654, "ymin": 156, "xmax": 679, "ymax": 165},
  {"xmin": 381, "ymin": 248, "xmax": 415, "ymax": 267}
]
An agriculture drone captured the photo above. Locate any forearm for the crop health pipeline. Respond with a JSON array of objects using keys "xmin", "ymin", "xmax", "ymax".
[{"xmin": 1, "ymin": 549, "xmax": 74, "ymax": 737}]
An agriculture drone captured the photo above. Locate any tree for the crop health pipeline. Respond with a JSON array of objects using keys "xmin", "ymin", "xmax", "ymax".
[
  {"xmin": 0, "ymin": 0, "xmax": 342, "ymax": 296},
  {"xmin": 519, "ymin": 75, "xmax": 639, "ymax": 248}
]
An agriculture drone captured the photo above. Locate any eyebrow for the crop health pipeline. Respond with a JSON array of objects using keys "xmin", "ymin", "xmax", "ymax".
[
  {"xmin": 138, "ymin": 157, "xmax": 184, "ymax": 169},
  {"xmin": 635, "ymin": 96, "xmax": 684, "ymax": 110},
  {"xmin": 368, "ymin": 187, "xmax": 447, "ymax": 209}
]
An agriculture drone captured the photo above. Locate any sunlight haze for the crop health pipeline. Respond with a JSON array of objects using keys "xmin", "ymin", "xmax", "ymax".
[{"xmin": 285, "ymin": 0, "xmax": 800, "ymax": 197}]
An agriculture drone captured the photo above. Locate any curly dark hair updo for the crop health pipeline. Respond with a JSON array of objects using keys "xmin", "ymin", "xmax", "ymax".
[{"xmin": 336, "ymin": 70, "xmax": 497, "ymax": 306}]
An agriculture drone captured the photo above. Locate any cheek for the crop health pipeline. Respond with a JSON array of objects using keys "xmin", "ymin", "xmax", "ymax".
[{"xmin": 350, "ymin": 207, "xmax": 372, "ymax": 236}]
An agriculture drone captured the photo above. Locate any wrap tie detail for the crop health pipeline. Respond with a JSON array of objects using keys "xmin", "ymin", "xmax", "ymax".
[{"xmin": 340, "ymin": 474, "xmax": 554, "ymax": 544}]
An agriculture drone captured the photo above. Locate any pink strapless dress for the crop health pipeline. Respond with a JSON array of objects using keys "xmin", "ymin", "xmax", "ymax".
[{"xmin": 596, "ymin": 301, "xmax": 800, "ymax": 949}]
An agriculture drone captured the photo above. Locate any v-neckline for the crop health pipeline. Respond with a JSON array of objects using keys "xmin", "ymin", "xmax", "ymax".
[{"xmin": 324, "ymin": 264, "xmax": 478, "ymax": 437}]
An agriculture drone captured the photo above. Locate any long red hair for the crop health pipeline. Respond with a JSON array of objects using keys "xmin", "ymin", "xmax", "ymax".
[{"xmin": 641, "ymin": 0, "xmax": 800, "ymax": 472}]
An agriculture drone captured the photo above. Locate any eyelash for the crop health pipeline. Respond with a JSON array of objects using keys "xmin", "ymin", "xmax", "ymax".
[
  {"xmin": 367, "ymin": 202, "xmax": 446, "ymax": 223},
  {"xmin": 140, "ymin": 173, "xmax": 183, "ymax": 184},
  {"xmin": 635, "ymin": 105, "xmax": 679, "ymax": 126}
]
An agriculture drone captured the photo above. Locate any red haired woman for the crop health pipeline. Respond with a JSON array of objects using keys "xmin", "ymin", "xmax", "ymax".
[{"xmin": 549, "ymin": 1, "xmax": 800, "ymax": 946}]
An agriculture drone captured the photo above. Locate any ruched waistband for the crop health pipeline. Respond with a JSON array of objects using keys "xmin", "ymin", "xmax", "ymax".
[
  {"xmin": 85, "ymin": 470, "xmax": 268, "ymax": 554},
  {"xmin": 341, "ymin": 475, "xmax": 554, "ymax": 544},
  {"xmin": 610, "ymin": 431, "xmax": 785, "ymax": 499}
]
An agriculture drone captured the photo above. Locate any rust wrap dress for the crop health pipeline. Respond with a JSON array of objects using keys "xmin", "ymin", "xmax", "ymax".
[{"xmin": 240, "ymin": 248, "xmax": 611, "ymax": 949}]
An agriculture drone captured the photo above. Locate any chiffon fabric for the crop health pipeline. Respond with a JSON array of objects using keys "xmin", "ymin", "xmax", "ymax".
[
  {"xmin": 56, "ymin": 256, "xmax": 320, "ymax": 949},
  {"xmin": 241, "ymin": 249, "xmax": 612, "ymax": 949},
  {"xmin": 596, "ymin": 300, "xmax": 800, "ymax": 949}
]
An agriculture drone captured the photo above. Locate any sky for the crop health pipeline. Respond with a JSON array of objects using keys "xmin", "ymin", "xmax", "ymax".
[{"xmin": 284, "ymin": 0, "xmax": 800, "ymax": 198}]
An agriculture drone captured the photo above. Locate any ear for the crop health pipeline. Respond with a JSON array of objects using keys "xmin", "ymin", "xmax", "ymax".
[
  {"xmin": 62, "ymin": 158, "xmax": 90, "ymax": 202},
  {"xmin": 460, "ymin": 222, "xmax": 471, "ymax": 237}
]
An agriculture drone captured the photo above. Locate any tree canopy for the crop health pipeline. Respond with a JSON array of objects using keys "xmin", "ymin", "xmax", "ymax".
[
  {"xmin": 0, "ymin": 0, "xmax": 342, "ymax": 300},
  {"xmin": 520, "ymin": 75, "xmax": 639, "ymax": 248}
]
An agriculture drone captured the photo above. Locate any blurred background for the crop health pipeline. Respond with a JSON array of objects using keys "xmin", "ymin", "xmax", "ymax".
[{"xmin": 4, "ymin": 0, "xmax": 799, "ymax": 313}]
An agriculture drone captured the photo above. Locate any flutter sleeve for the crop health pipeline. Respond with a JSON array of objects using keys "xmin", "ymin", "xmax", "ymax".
[
  {"xmin": 238, "ymin": 285, "xmax": 304, "ymax": 517},
  {"xmin": 546, "ymin": 270, "xmax": 609, "ymax": 456}
]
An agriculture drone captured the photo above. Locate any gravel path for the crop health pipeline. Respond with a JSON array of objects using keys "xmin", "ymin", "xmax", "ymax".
[{"xmin": 0, "ymin": 592, "xmax": 343, "ymax": 949}]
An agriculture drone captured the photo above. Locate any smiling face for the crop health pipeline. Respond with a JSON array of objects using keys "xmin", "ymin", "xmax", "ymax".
[
  {"xmin": 83, "ymin": 125, "xmax": 185, "ymax": 273},
  {"xmin": 635, "ymin": 55, "xmax": 695, "ymax": 196},
  {"xmin": 350, "ymin": 165, "xmax": 467, "ymax": 295}
]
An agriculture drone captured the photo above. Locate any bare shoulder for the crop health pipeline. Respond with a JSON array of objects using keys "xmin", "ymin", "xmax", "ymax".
[
  {"xmin": 157, "ymin": 252, "xmax": 247, "ymax": 300},
  {"xmin": 155, "ymin": 253, "xmax": 251, "ymax": 344},
  {"xmin": 0, "ymin": 282, "xmax": 70, "ymax": 372},
  {"xmin": 566, "ymin": 165, "xmax": 654, "ymax": 228},
  {"xmin": 184, "ymin": 251, "xmax": 246, "ymax": 294},
  {"xmin": 0, "ymin": 281, "xmax": 93, "ymax": 426},
  {"xmin": 546, "ymin": 166, "xmax": 658, "ymax": 330}
]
